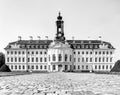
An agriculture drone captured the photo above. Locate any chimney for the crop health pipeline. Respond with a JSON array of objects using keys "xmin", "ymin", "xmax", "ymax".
[
  {"xmin": 37, "ymin": 36, "xmax": 41, "ymax": 40},
  {"xmin": 72, "ymin": 36, "xmax": 75, "ymax": 43},
  {"xmin": 45, "ymin": 36, "xmax": 48, "ymax": 43},
  {"xmin": 29, "ymin": 36, "xmax": 33, "ymax": 40},
  {"xmin": 18, "ymin": 36, "xmax": 22, "ymax": 41}
]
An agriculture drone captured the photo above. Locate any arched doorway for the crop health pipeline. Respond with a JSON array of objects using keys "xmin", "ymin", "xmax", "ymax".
[{"xmin": 58, "ymin": 64, "xmax": 63, "ymax": 72}]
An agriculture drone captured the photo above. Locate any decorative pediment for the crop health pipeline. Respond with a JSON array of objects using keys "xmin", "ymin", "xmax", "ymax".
[
  {"xmin": 99, "ymin": 44, "xmax": 108, "ymax": 49},
  {"xmin": 49, "ymin": 41, "xmax": 71, "ymax": 49}
]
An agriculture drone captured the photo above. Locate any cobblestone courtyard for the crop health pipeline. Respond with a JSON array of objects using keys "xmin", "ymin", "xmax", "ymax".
[{"xmin": 0, "ymin": 72, "xmax": 120, "ymax": 95}]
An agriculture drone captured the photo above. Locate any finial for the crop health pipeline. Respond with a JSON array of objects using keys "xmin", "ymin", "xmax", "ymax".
[{"xmin": 59, "ymin": 11, "xmax": 61, "ymax": 16}]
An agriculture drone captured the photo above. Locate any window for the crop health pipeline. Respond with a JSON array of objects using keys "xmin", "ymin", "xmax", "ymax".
[
  {"xmin": 36, "ymin": 58, "xmax": 38, "ymax": 62},
  {"xmin": 90, "ymin": 52, "xmax": 92, "ymax": 55},
  {"xmin": 22, "ymin": 51, "xmax": 24, "ymax": 55},
  {"xmin": 86, "ymin": 65, "xmax": 88, "ymax": 69},
  {"xmin": 32, "ymin": 51, "xmax": 34, "ymax": 55},
  {"xmin": 99, "ymin": 65, "xmax": 101, "ymax": 69},
  {"xmin": 103, "ymin": 57, "xmax": 105, "ymax": 62},
  {"xmin": 58, "ymin": 54, "xmax": 62, "ymax": 61},
  {"xmin": 19, "ymin": 65, "xmax": 21, "ymax": 69},
  {"xmin": 7, "ymin": 58, "xmax": 9, "ymax": 62},
  {"xmin": 103, "ymin": 52, "xmax": 105, "ymax": 55},
  {"xmin": 74, "ymin": 52, "xmax": 75, "ymax": 54},
  {"xmin": 95, "ymin": 52, "xmax": 97, "ymax": 55},
  {"xmin": 22, "ymin": 58, "xmax": 25, "ymax": 62},
  {"xmin": 90, "ymin": 58, "xmax": 92, "ymax": 62},
  {"xmin": 78, "ymin": 52, "xmax": 80, "ymax": 54},
  {"xmin": 53, "ymin": 54, "xmax": 56, "ymax": 61},
  {"xmin": 82, "ymin": 65, "xmax": 84, "ymax": 69},
  {"xmin": 99, "ymin": 52, "xmax": 101, "ymax": 55},
  {"xmin": 11, "ymin": 58, "xmax": 13, "ymax": 62},
  {"xmin": 65, "ymin": 54, "xmax": 67, "ymax": 62},
  {"xmin": 78, "ymin": 65, "xmax": 80, "ymax": 69},
  {"xmin": 11, "ymin": 51, "xmax": 13, "ymax": 55},
  {"xmin": 36, "ymin": 51, "xmax": 38, "ymax": 55},
  {"xmin": 40, "ymin": 51, "xmax": 42, "ymax": 54},
  {"xmin": 95, "ymin": 58, "xmax": 97, "ymax": 62},
  {"xmin": 82, "ymin": 51, "xmax": 84, "ymax": 55},
  {"xmin": 28, "ymin": 58, "xmax": 30, "ymax": 62},
  {"xmin": 32, "ymin": 65, "xmax": 34, "ymax": 69},
  {"xmin": 15, "ymin": 51, "xmax": 17, "ymax": 54},
  {"xmin": 28, "ymin": 51, "xmax": 30, "ymax": 54},
  {"xmin": 86, "ymin": 52, "xmax": 88, "ymax": 55},
  {"xmin": 74, "ymin": 58, "xmax": 76, "ymax": 62},
  {"xmin": 106, "ymin": 58, "xmax": 108, "ymax": 62},
  {"xmin": 15, "ymin": 65, "xmax": 17, "ymax": 69},
  {"xmin": 36, "ymin": 65, "xmax": 38, "ymax": 69},
  {"xmin": 110, "ymin": 65, "xmax": 112, "ymax": 69},
  {"xmin": 110, "ymin": 51, "xmax": 112, "ymax": 55},
  {"xmin": 74, "ymin": 65, "xmax": 76, "ymax": 69},
  {"xmin": 78, "ymin": 58, "xmax": 80, "ymax": 62},
  {"xmin": 95, "ymin": 65, "xmax": 97, "ymax": 69},
  {"xmin": 86, "ymin": 58, "xmax": 88, "ymax": 62},
  {"xmin": 19, "ymin": 58, "xmax": 21, "ymax": 62},
  {"xmin": 106, "ymin": 51, "xmax": 109, "ymax": 55},
  {"xmin": 40, "ymin": 58, "xmax": 42, "ymax": 62},
  {"xmin": 53, "ymin": 65, "xmax": 56, "ymax": 70},
  {"xmin": 32, "ymin": 58, "xmax": 34, "ymax": 62},
  {"xmin": 44, "ymin": 52, "xmax": 47, "ymax": 54},
  {"xmin": 102, "ymin": 65, "xmax": 104, "ymax": 69},
  {"xmin": 7, "ymin": 51, "xmax": 9, "ymax": 54},
  {"xmin": 44, "ymin": 57, "xmax": 47, "ymax": 62},
  {"xmin": 44, "ymin": 65, "xmax": 47, "ymax": 69},
  {"xmin": 23, "ymin": 65, "xmax": 25, "ymax": 69},
  {"xmin": 18, "ymin": 51, "xmax": 21, "ymax": 55},
  {"xmin": 99, "ymin": 58, "xmax": 101, "ymax": 62},
  {"xmin": 65, "ymin": 65, "xmax": 68, "ymax": 70},
  {"xmin": 11, "ymin": 65, "xmax": 13, "ymax": 69},
  {"xmin": 82, "ymin": 57, "xmax": 84, "ymax": 62},
  {"xmin": 110, "ymin": 57, "xmax": 112, "ymax": 62},
  {"xmin": 40, "ymin": 65, "xmax": 42, "ymax": 69},
  {"xmin": 106, "ymin": 65, "xmax": 108, "ymax": 69}
]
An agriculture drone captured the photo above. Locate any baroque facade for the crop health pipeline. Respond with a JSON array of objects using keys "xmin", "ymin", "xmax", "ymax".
[{"xmin": 5, "ymin": 13, "xmax": 115, "ymax": 72}]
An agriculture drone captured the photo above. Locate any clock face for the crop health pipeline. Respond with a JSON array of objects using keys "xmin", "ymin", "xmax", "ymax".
[{"xmin": 58, "ymin": 33, "xmax": 62, "ymax": 37}]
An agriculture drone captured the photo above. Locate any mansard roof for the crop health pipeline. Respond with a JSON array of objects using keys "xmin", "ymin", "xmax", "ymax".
[{"xmin": 5, "ymin": 39, "xmax": 115, "ymax": 50}]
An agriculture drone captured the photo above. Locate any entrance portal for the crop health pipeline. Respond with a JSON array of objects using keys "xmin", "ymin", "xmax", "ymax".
[{"xmin": 58, "ymin": 64, "xmax": 63, "ymax": 72}]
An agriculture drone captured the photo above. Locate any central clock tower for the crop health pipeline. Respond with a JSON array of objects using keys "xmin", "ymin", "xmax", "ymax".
[{"xmin": 55, "ymin": 12, "xmax": 66, "ymax": 42}]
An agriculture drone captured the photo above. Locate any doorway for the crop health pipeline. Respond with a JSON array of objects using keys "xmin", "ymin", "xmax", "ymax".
[{"xmin": 58, "ymin": 64, "xmax": 63, "ymax": 72}]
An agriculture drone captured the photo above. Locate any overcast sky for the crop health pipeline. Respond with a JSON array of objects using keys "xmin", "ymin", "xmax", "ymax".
[{"xmin": 0, "ymin": 0, "xmax": 120, "ymax": 61}]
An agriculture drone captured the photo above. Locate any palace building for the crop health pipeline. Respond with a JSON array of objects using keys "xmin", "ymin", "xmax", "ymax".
[{"xmin": 5, "ymin": 13, "xmax": 115, "ymax": 72}]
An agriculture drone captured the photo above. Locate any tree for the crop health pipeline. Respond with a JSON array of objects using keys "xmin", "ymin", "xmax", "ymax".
[
  {"xmin": 0, "ymin": 64, "xmax": 11, "ymax": 72},
  {"xmin": 0, "ymin": 52, "xmax": 5, "ymax": 68},
  {"xmin": 111, "ymin": 60, "xmax": 120, "ymax": 72},
  {"xmin": 0, "ymin": 52, "xmax": 11, "ymax": 72}
]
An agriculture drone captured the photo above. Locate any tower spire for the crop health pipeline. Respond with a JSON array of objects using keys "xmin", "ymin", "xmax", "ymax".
[{"xmin": 55, "ymin": 12, "xmax": 65, "ymax": 42}]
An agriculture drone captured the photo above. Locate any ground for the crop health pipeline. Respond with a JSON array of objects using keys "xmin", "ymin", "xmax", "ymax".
[{"xmin": 0, "ymin": 72, "xmax": 120, "ymax": 95}]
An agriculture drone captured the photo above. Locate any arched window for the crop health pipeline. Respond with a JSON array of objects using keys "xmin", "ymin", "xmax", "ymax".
[
  {"xmin": 65, "ymin": 54, "xmax": 67, "ymax": 62},
  {"xmin": 53, "ymin": 54, "xmax": 56, "ymax": 61},
  {"xmin": 58, "ymin": 54, "xmax": 62, "ymax": 61}
]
